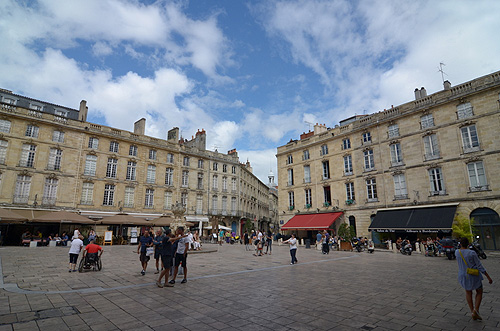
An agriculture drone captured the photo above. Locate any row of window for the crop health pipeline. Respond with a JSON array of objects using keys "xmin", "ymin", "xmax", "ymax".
[
  {"xmin": 0, "ymin": 120, "xmax": 238, "ymax": 173},
  {"xmin": 286, "ymin": 124, "xmax": 481, "ymax": 185},
  {"xmin": 285, "ymin": 103, "xmax": 475, "ymax": 164},
  {"xmin": 90, "ymin": 137, "xmax": 237, "ymax": 173},
  {"xmin": 83, "ymin": 154, "xmax": 239, "ymax": 189},
  {"xmin": 287, "ymin": 161, "xmax": 488, "ymax": 208},
  {"xmin": 10, "ymin": 173, "xmax": 241, "ymax": 211},
  {"xmin": 0, "ymin": 120, "xmax": 65, "ymax": 143}
]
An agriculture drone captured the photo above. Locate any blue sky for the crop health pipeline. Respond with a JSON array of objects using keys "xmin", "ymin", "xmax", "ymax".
[{"xmin": 1, "ymin": 0, "xmax": 500, "ymax": 183}]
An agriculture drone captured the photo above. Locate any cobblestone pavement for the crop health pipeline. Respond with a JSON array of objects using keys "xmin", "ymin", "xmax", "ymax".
[{"xmin": 0, "ymin": 243, "xmax": 498, "ymax": 331}]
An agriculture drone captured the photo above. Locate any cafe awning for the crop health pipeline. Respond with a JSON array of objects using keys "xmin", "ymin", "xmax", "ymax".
[
  {"xmin": 0, "ymin": 208, "xmax": 28, "ymax": 223},
  {"xmin": 281, "ymin": 212, "xmax": 343, "ymax": 230},
  {"xmin": 32, "ymin": 210, "xmax": 97, "ymax": 224},
  {"xmin": 100, "ymin": 213, "xmax": 150, "ymax": 226},
  {"xmin": 369, "ymin": 203, "xmax": 458, "ymax": 232}
]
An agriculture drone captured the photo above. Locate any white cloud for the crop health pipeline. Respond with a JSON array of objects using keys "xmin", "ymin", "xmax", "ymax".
[
  {"xmin": 257, "ymin": 0, "xmax": 500, "ymax": 126},
  {"xmin": 238, "ymin": 148, "xmax": 278, "ymax": 186},
  {"xmin": 92, "ymin": 41, "xmax": 113, "ymax": 57},
  {"xmin": 208, "ymin": 121, "xmax": 241, "ymax": 152}
]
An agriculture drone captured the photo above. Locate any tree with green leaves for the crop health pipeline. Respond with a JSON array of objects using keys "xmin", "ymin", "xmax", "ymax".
[
  {"xmin": 338, "ymin": 222, "xmax": 355, "ymax": 242},
  {"xmin": 452, "ymin": 213, "xmax": 475, "ymax": 242}
]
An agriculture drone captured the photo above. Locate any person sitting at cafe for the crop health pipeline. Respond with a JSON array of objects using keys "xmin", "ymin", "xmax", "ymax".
[{"xmin": 61, "ymin": 232, "xmax": 69, "ymax": 246}]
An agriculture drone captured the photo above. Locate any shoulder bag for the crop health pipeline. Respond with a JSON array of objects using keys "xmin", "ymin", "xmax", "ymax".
[{"xmin": 459, "ymin": 249, "xmax": 479, "ymax": 276}]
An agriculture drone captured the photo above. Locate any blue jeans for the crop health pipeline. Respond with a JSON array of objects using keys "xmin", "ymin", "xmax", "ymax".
[{"xmin": 290, "ymin": 248, "xmax": 297, "ymax": 264}]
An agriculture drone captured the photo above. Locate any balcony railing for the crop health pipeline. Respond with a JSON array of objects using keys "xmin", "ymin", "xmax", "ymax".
[
  {"xmin": 13, "ymin": 195, "xmax": 29, "ymax": 204},
  {"xmin": 366, "ymin": 198, "xmax": 379, "ymax": 203},
  {"xmin": 463, "ymin": 146, "xmax": 480, "ymax": 154},
  {"xmin": 1, "ymin": 104, "xmax": 17, "ymax": 112},
  {"xmin": 345, "ymin": 199, "xmax": 355, "ymax": 205},
  {"xmin": 394, "ymin": 194, "xmax": 409, "ymax": 200},
  {"xmin": 424, "ymin": 153, "xmax": 440, "ymax": 161},
  {"xmin": 469, "ymin": 185, "xmax": 489, "ymax": 192},
  {"xmin": 80, "ymin": 199, "xmax": 93, "ymax": 205},
  {"xmin": 430, "ymin": 190, "xmax": 446, "ymax": 196},
  {"xmin": 344, "ymin": 171, "xmax": 353, "ymax": 176},
  {"xmin": 42, "ymin": 197, "xmax": 56, "ymax": 206}
]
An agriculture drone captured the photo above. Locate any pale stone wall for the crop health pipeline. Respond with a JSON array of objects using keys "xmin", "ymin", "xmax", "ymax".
[
  {"xmin": 0, "ymin": 97, "xmax": 273, "ymax": 228},
  {"xmin": 277, "ymin": 70, "xmax": 500, "ymax": 236}
]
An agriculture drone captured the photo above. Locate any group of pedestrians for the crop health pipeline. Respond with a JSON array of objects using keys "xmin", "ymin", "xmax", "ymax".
[
  {"xmin": 243, "ymin": 229, "xmax": 273, "ymax": 256},
  {"xmin": 67, "ymin": 229, "xmax": 103, "ymax": 272},
  {"xmin": 136, "ymin": 227, "xmax": 191, "ymax": 288}
]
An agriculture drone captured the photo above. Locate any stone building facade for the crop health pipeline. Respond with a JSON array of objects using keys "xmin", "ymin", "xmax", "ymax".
[
  {"xmin": 0, "ymin": 89, "xmax": 275, "ymax": 238},
  {"xmin": 276, "ymin": 71, "xmax": 500, "ymax": 250}
]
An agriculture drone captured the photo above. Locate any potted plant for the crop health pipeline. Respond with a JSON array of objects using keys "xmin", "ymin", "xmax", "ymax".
[{"xmin": 337, "ymin": 223, "xmax": 355, "ymax": 251}]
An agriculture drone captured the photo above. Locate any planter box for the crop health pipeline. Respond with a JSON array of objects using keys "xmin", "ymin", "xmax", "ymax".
[{"xmin": 340, "ymin": 241, "xmax": 353, "ymax": 251}]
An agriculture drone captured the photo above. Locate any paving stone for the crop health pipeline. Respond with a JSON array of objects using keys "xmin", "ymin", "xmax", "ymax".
[{"xmin": 0, "ymin": 244, "xmax": 499, "ymax": 330}]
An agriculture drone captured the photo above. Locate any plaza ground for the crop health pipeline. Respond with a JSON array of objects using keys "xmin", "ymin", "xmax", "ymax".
[{"xmin": 0, "ymin": 243, "xmax": 498, "ymax": 331}]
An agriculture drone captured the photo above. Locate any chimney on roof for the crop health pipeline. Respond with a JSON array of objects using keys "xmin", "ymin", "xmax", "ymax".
[
  {"xmin": 443, "ymin": 80, "xmax": 451, "ymax": 90},
  {"xmin": 78, "ymin": 100, "xmax": 88, "ymax": 122},
  {"xmin": 420, "ymin": 87, "xmax": 427, "ymax": 97},
  {"xmin": 134, "ymin": 118, "xmax": 146, "ymax": 135},
  {"xmin": 414, "ymin": 88, "xmax": 421, "ymax": 100}
]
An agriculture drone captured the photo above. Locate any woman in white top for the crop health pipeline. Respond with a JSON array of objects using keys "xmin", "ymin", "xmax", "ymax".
[{"xmin": 283, "ymin": 233, "xmax": 298, "ymax": 265}]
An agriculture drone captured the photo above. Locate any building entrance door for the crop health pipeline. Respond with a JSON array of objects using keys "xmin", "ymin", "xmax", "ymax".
[{"xmin": 470, "ymin": 208, "xmax": 500, "ymax": 250}]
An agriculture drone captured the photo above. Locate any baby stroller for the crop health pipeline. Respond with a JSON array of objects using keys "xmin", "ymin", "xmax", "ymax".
[{"xmin": 78, "ymin": 253, "xmax": 102, "ymax": 272}]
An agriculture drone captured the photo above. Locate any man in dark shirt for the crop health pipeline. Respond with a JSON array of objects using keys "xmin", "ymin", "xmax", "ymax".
[
  {"xmin": 137, "ymin": 231, "xmax": 153, "ymax": 275},
  {"xmin": 153, "ymin": 230, "xmax": 165, "ymax": 274}
]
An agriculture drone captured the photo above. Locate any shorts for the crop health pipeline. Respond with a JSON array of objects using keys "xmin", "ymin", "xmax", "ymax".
[
  {"xmin": 174, "ymin": 253, "xmax": 187, "ymax": 267},
  {"xmin": 154, "ymin": 249, "xmax": 161, "ymax": 260},
  {"xmin": 161, "ymin": 255, "xmax": 173, "ymax": 269},
  {"xmin": 69, "ymin": 253, "xmax": 79, "ymax": 264},
  {"xmin": 139, "ymin": 251, "xmax": 150, "ymax": 263}
]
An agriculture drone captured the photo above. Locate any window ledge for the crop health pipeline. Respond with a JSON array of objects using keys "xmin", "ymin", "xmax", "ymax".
[
  {"xmin": 424, "ymin": 155, "xmax": 441, "ymax": 161},
  {"xmin": 468, "ymin": 185, "xmax": 490, "ymax": 193}
]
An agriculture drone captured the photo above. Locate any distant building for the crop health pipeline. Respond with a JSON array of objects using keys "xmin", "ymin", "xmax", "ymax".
[
  {"xmin": 0, "ymin": 89, "xmax": 272, "ymax": 244},
  {"xmin": 276, "ymin": 71, "xmax": 500, "ymax": 250}
]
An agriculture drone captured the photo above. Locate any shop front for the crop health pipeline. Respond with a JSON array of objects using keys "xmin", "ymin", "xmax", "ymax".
[
  {"xmin": 281, "ymin": 212, "xmax": 343, "ymax": 243},
  {"xmin": 369, "ymin": 203, "xmax": 458, "ymax": 242}
]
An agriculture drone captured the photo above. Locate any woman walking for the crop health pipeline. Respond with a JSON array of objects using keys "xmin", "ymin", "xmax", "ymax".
[
  {"xmin": 456, "ymin": 237, "xmax": 493, "ymax": 320},
  {"xmin": 283, "ymin": 233, "xmax": 298, "ymax": 265}
]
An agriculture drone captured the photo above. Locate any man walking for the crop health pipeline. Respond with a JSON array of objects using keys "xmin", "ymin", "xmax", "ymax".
[
  {"xmin": 137, "ymin": 230, "xmax": 153, "ymax": 275},
  {"xmin": 169, "ymin": 227, "xmax": 189, "ymax": 284}
]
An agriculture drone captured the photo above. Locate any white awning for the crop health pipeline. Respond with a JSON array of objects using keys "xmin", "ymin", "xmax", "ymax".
[{"xmin": 185, "ymin": 216, "xmax": 209, "ymax": 223}]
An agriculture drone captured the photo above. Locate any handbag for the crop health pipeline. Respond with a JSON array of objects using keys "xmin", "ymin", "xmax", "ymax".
[
  {"xmin": 459, "ymin": 249, "xmax": 479, "ymax": 276},
  {"xmin": 146, "ymin": 247, "xmax": 154, "ymax": 257}
]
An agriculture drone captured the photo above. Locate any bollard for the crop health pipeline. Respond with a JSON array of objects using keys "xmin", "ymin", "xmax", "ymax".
[
  {"xmin": 29, "ymin": 241, "xmax": 37, "ymax": 248},
  {"xmin": 415, "ymin": 242, "xmax": 421, "ymax": 254},
  {"xmin": 392, "ymin": 243, "xmax": 398, "ymax": 253},
  {"xmin": 49, "ymin": 241, "xmax": 57, "ymax": 247}
]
